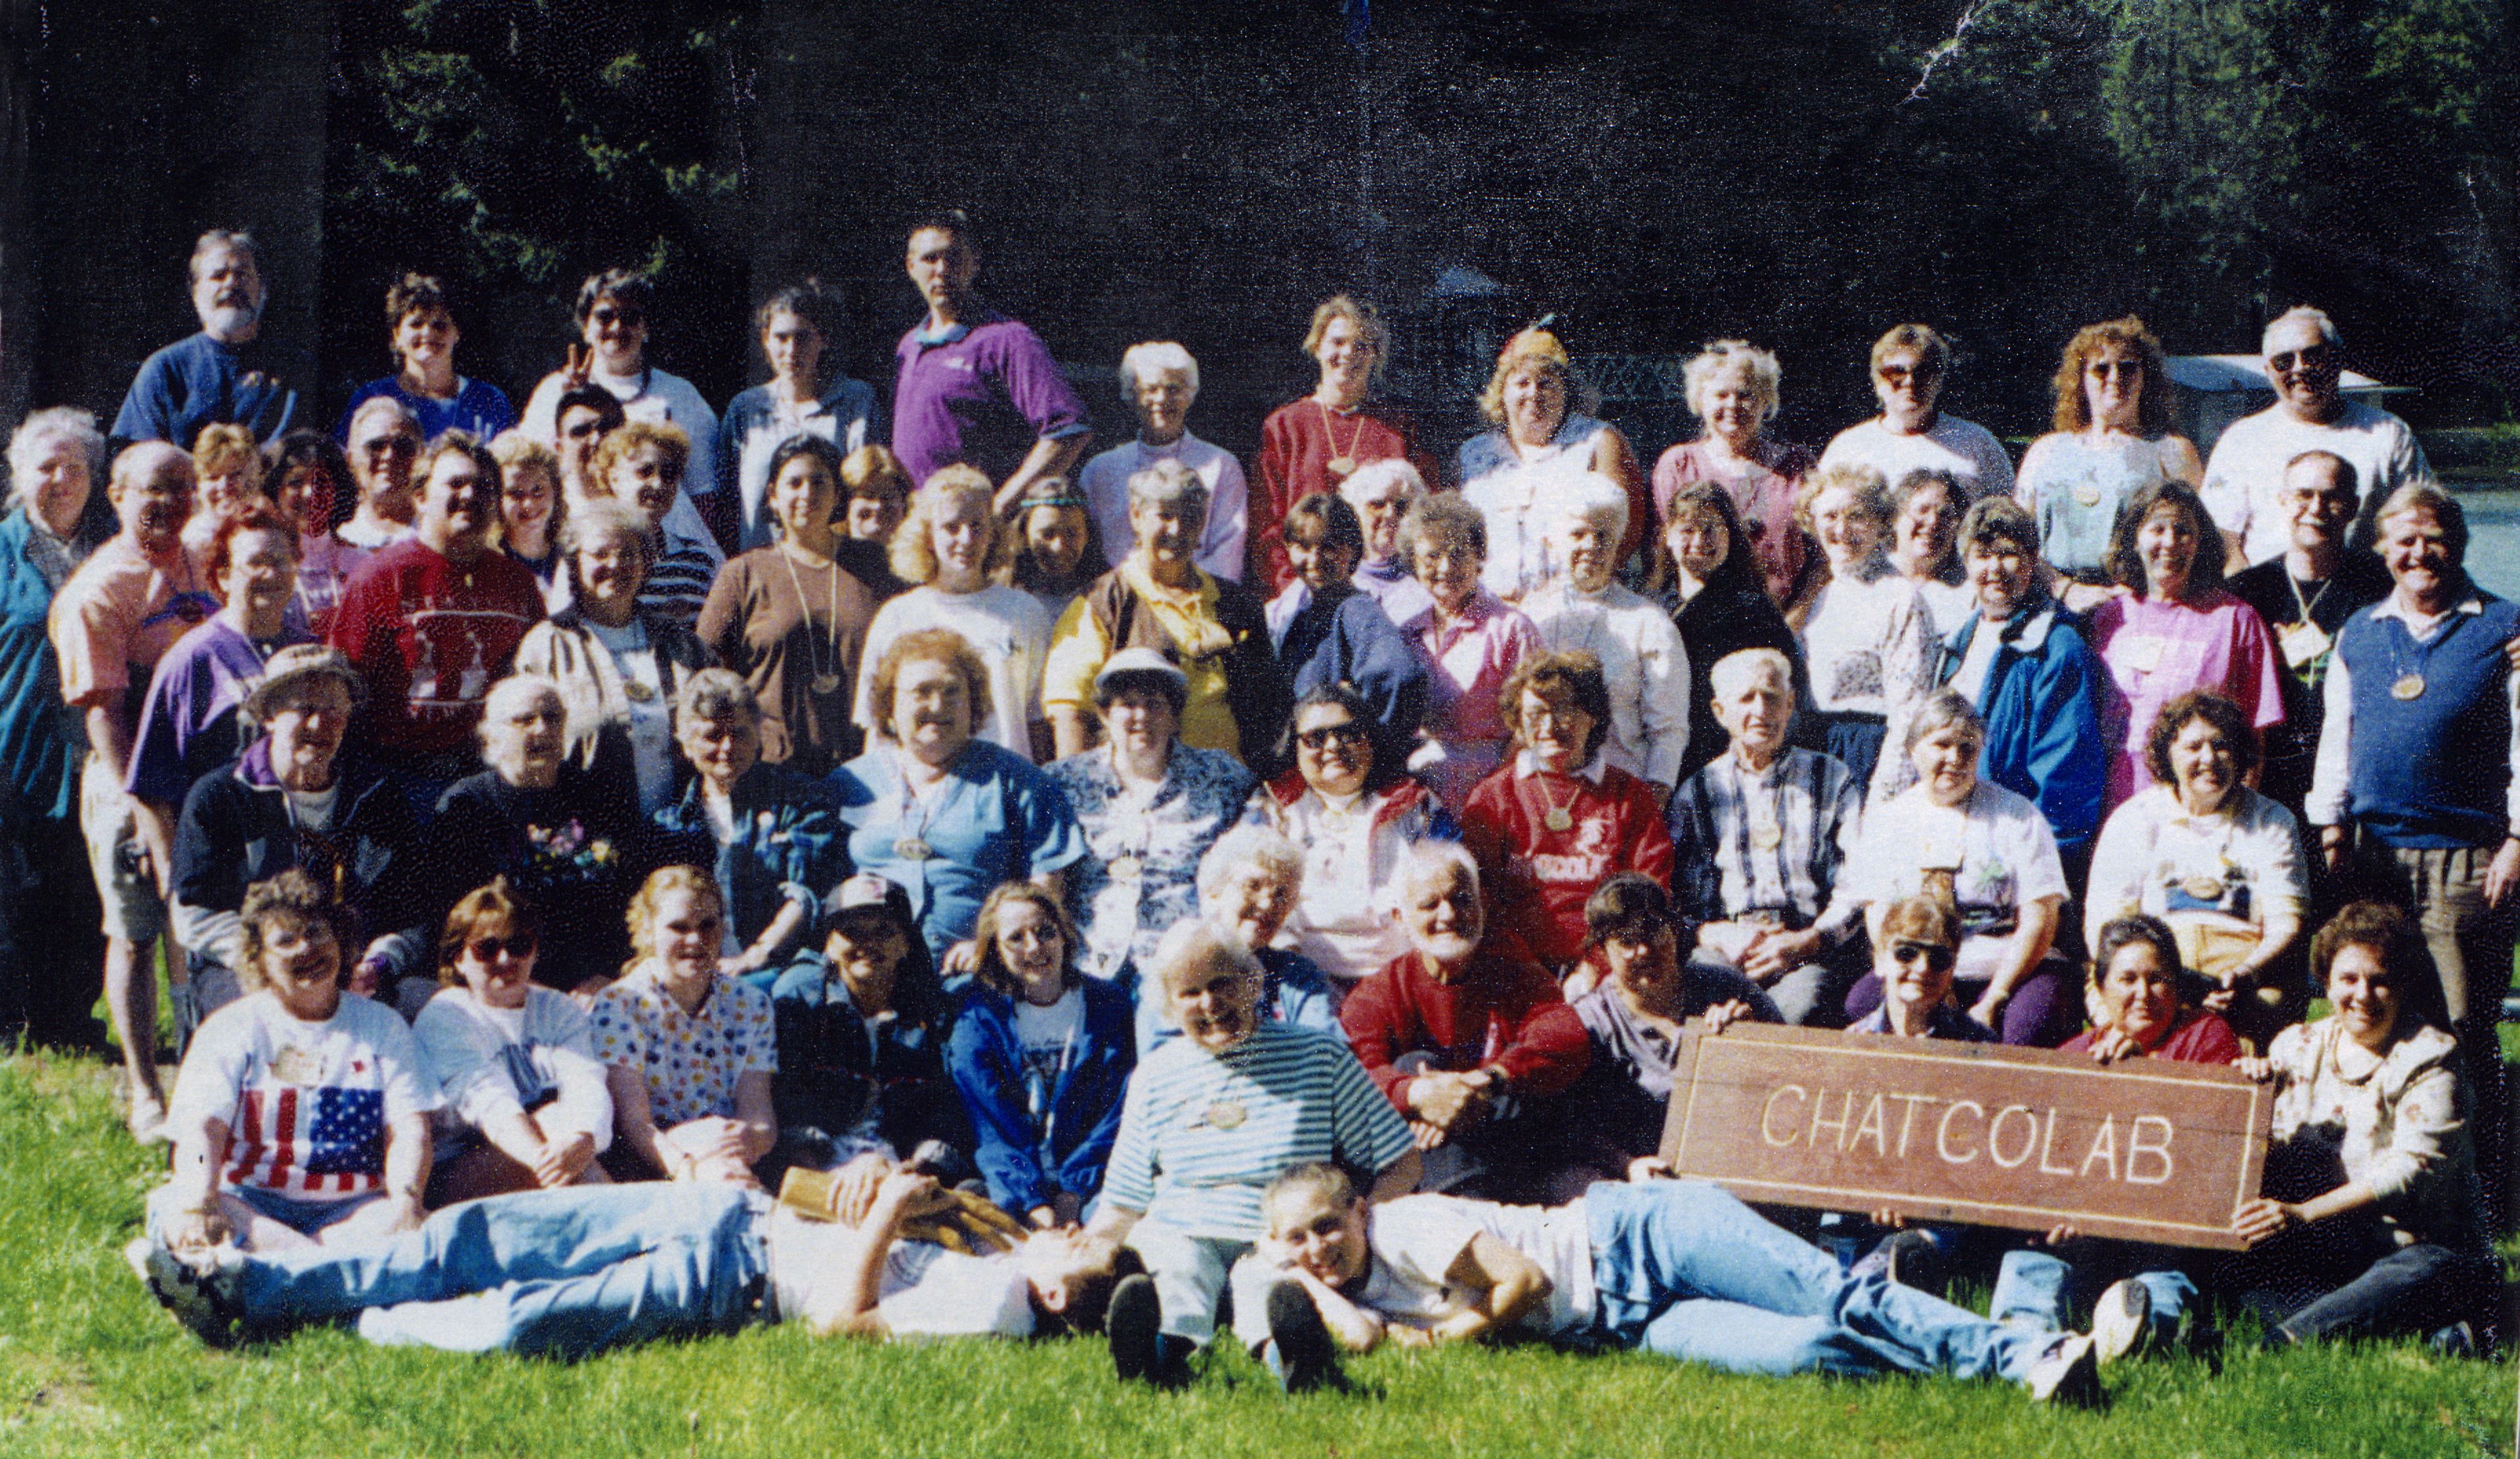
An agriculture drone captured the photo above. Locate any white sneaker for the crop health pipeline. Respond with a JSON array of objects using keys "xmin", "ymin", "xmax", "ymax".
[
  {"xmin": 2025, "ymin": 1333, "xmax": 2103, "ymax": 1407},
  {"xmin": 2091, "ymin": 1279, "xmax": 2153, "ymax": 1364}
]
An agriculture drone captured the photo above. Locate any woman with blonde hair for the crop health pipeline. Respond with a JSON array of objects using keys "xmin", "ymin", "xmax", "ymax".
[
  {"xmin": 1455, "ymin": 325, "xmax": 1648, "ymax": 603},
  {"xmin": 2013, "ymin": 318, "xmax": 2202, "ymax": 610},
  {"xmin": 1792, "ymin": 463, "xmax": 1937, "ymax": 799},
  {"xmin": 488, "ymin": 429, "xmax": 567, "ymax": 606},
  {"xmin": 1252, "ymin": 295, "xmax": 1441, "ymax": 590},
  {"xmin": 1817, "ymin": 324, "xmax": 2015, "ymax": 501},
  {"xmin": 854, "ymin": 464, "xmax": 1053, "ymax": 760},
  {"xmin": 1652, "ymin": 339, "xmax": 1816, "ymax": 608},
  {"xmin": 585, "ymin": 419, "xmax": 723, "ymax": 631},
  {"xmin": 184, "ymin": 423, "xmax": 267, "ymax": 559}
]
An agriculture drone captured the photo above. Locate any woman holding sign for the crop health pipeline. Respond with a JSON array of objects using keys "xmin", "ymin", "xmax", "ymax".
[{"xmin": 2225, "ymin": 902, "xmax": 2496, "ymax": 1349}]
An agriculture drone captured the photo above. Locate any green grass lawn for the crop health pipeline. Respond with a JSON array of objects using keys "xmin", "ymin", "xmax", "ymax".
[{"xmin": 1, "ymin": 1050, "xmax": 2511, "ymax": 1458}]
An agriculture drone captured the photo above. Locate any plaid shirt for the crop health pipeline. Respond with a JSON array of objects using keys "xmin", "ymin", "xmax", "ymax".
[{"xmin": 1667, "ymin": 746, "xmax": 1864, "ymax": 940}]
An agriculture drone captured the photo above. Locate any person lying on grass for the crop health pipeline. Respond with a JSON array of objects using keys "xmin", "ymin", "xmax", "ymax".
[
  {"xmin": 131, "ymin": 1160, "xmax": 1136, "ymax": 1357},
  {"xmin": 1235, "ymin": 1160, "xmax": 2123, "ymax": 1406}
]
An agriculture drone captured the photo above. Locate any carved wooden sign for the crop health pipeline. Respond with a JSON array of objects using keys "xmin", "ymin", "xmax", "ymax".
[{"xmin": 1656, "ymin": 1025, "xmax": 2271, "ymax": 1250}]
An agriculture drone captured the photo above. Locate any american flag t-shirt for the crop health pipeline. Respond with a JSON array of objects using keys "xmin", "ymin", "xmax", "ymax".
[{"xmin": 224, "ymin": 1079, "xmax": 388, "ymax": 1198}]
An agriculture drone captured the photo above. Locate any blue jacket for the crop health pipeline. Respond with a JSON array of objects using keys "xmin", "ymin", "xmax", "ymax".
[
  {"xmin": 1281, "ymin": 590, "xmax": 1432, "ymax": 769},
  {"xmin": 1937, "ymin": 599, "xmax": 2107, "ymax": 859},
  {"xmin": 648, "ymin": 762, "xmax": 847, "ymax": 951},
  {"xmin": 0, "ymin": 510, "xmax": 77, "ymax": 822},
  {"xmin": 946, "ymin": 975, "xmax": 1136, "ymax": 1215}
]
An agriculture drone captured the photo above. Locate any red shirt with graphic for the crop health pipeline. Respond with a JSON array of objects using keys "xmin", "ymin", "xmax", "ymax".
[
  {"xmin": 329, "ymin": 539, "xmax": 544, "ymax": 758},
  {"xmin": 1460, "ymin": 755, "xmax": 1675, "ymax": 969}
]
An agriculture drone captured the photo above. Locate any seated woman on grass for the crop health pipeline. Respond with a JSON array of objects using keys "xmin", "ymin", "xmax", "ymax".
[{"xmin": 148, "ymin": 870, "xmax": 441, "ymax": 1254}]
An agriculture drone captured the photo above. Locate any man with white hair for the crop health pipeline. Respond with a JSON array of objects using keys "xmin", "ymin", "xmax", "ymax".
[
  {"xmin": 1078, "ymin": 342, "xmax": 1246, "ymax": 581},
  {"xmin": 337, "ymin": 396, "xmax": 424, "ymax": 549},
  {"xmin": 1337, "ymin": 457, "xmax": 1433, "ymax": 624},
  {"xmin": 1521, "ymin": 475, "xmax": 1690, "ymax": 794},
  {"xmin": 2200, "ymin": 305, "xmax": 2433, "ymax": 568},
  {"xmin": 112, "ymin": 230, "xmax": 308, "ymax": 451}
]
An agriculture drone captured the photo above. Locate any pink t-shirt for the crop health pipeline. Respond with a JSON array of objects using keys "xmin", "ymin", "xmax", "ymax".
[
  {"xmin": 2088, "ymin": 589, "xmax": 2284, "ymax": 808},
  {"xmin": 49, "ymin": 535, "xmax": 214, "ymax": 723},
  {"xmin": 1402, "ymin": 590, "xmax": 1540, "ymax": 811}
]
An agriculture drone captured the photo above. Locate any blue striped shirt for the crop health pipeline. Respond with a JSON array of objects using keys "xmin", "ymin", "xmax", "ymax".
[{"xmin": 1100, "ymin": 1021, "xmax": 1412, "ymax": 1239}]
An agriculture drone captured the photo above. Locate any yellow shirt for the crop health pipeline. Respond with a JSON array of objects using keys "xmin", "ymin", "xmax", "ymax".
[{"xmin": 1043, "ymin": 558, "xmax": 1241, "ymax": 757}]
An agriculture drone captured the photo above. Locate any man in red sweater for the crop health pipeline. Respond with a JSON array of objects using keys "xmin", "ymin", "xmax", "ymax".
[
  {"xmin": 1339, "ymin": 842, "xmax": 1590, "ymax": 1202},
  {"xmin": 329, "ymin": 432, "xmax": 544, "ymax": 816}
]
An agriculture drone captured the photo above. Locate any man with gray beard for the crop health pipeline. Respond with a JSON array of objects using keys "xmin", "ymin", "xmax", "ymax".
[{"xmin": 111, "ymin": 230, "xmax": 308, "ymax": 452}]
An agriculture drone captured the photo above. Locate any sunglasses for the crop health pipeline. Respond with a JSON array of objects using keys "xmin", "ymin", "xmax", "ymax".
[
  {"xmin": 1890, "ymin": 941, "xmax": 1956, "ymax": 973},
  {"xmin": 2086, "ymin": 360, "xmax": 2142, "ymax": 379},
  {"xmin": 465, "ymin": 934, "xmax": 538, "ymax": 962},
  {"xmin": 360, "ymin": 436, "xmax": 420, "ymax": 457},
  {"xmin": 1876, "ymin": 363, "xmax": 1939, "ymax": 383},
  {"xmin": 2267, "ymin": 349, "xmax": 2333, "ymax": 373},
  {"xmin": 1296, "ymin": 723, "xmax": 1367, "ymax": 750},
  {"xmin": 590, "ymin": 307, "xmax": 645, "ymax": 328}
]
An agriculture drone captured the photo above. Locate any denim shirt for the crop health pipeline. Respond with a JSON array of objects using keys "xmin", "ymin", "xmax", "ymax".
[{"xmin": 650, "ymin": 762, "xmax": 847, "ymax": 951}]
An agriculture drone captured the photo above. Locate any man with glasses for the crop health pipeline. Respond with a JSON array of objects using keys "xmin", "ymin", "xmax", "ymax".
[
  {"xmin": 112, "ymin": 230, "xmax": 308, "ymax": 452},
  {"xmin": 2200, "ymin": 306, "xmax": 2433, "ymax": 568},
  {"xmin": 49, "ymin": 442, "xmax": 213, "ymax": 1140},
  {"xmin": 1816, "ymin": 324, "xmax": 2015, "ymax": 503},
  {"xmin": 339, "ymin": 397, "xmax": 424, "ymax": 549},
  {"xmin": 891, "ymin": 211, "xmax": 1090, "ymax": 504}
]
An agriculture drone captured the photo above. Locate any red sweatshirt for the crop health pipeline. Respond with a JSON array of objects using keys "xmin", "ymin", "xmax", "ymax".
[
  {"xmin": 1341, "ymin": 950, "xmax": 1591, "ymax": 1111},
  {"xmin": 1460, "ymin": 758, "xmax": 1675, "ymax": 969},
  {"xmin": 329, "ymin": 538, "xmax": 544, "ymax": 758}
]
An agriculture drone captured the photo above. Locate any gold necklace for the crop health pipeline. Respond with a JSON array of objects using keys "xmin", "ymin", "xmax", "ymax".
[
  {"xmin": 775, "ymin": 539, "xmax": 844, "ymax": 696},
  {"xmin": 1317, "ymin": 399, "xmax": 1368, "ymax": 478}
]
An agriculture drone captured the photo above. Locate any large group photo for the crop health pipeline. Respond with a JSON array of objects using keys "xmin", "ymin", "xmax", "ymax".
[{"xmin": 1, "ymin": 1, "xmax": 2516, "ymax": 1455}]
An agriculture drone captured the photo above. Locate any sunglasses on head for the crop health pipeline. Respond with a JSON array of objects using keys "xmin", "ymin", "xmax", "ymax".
[
  {"xmin": 466, "ymin": 933, "xmax": 538, "ymax": 961},
  {"xmin": 1891, "ymin": 941, "xmax": 1956, "ymax": 973},
  {"xmin": 1296, "ymin": 722, "xmax": 1366, "ymax": 750}
]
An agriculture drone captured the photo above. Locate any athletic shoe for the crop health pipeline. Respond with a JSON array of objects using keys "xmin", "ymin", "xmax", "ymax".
[
  {"xmin": 1879, "ymin": 1230, "xmax": 1946, "ymax": 1298},
  {"xmin": 1267, "ymin": 1280, "xmax": 1342, "ymax": 1394},
  {"xmin": 2025, "ymin": 1333, "xmax": 2103, "ymax": 1407},
  {"xmin": 136, "ymin": 1240, "xmax": 242, "ymax": 1346},
  {"xmin": 2091, "ymin": 1279, "xmax": 2153, "ymax": 1364},
  {"xmin": 1108, "ymin": 1275, "xmax": 1162, "ymax": 1384}
]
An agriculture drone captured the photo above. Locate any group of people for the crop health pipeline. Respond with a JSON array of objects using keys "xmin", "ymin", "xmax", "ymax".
[{"xmin": 7, "ymin": 215, "xmax": 2507, "ymax": 1402}]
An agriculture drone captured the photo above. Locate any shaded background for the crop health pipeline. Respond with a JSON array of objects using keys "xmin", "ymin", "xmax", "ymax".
[{"xmin": 3, "ymin": 0, "xmax": 2513, "ymax": 466}]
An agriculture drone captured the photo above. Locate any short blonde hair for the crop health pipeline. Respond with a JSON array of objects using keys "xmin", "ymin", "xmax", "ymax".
[
  {"xmin": 1794, "ymin": 463, "xmax": 1892, "ymax": 536},
  {"xmin": 1870, "ymin": 324, "xmax": 1950, "ymax": 378},
  {"xmin": 625, "ymin": 866, "xmax": 723, "ymax": 966},
  {"xmin": 1477, "ymin": 328, "xmax": 1580, "ymax": 427},
  {"xmin": 891, "ymin": 465, "xmax": 1013, "ymax": 585},
  {"xmin": 192, "ymin": 423, "xmax": 262, "ymax": 490},
  {"xmin": 1683, "ymin": 340, "xmax": 1782, "ymax": 425},
  {"xmin": 587, "ymin": 420, "xmax": 690, "ymax": 496}
]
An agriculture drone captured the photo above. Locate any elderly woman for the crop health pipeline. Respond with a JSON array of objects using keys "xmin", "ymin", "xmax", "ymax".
[
  {"xmin": 339, "ymin": 394, "xmax": 423, "ymax": 549},
  {"xmin": 1045, "ymin": 649, "xmax": 1256, "ymax": 982},
  {"xmin": 1550, "ymin": 874, "xmax": 1774, "ymax": 1195},
  {"xmin": 1080, "ymin": 341, "xmax": 1247, "ymax": 581},
  {"xmin": 514, "ymin": 497, "xmax": 713, "ymax": 816},
  {"xmin": 1340, "ymin": 843, "xmax": 1590, "ymax": 1200},
  {"xmin": 1455, "ymin": 327, "xmax": 1649, "ymax": 603},
  {"xmin": 1668, "ymin": 648, "xmax": 1868, "ymax": 1026},
  {"xmin": 719, "ymin": 280, "xmax": 878, "ymax": 552},
  {"xmin": 0, "ymin": 407, "xmax": 112, "ymax": 1046},
  {"xmin": 1136, "ymin": 826, "xmax": 1341, "ymax": 1051},
  {"xmin": 1842, "ymin": 692, "xmax": 2078, "ymax": 1046},
  {"xmin": 489, "ymin": 429, "xmax": 566, "ymax": 604},
  {"xmin": 150, "ymin": 870, "xmax": 438, "ymax": 1252},
  {"xmin": 585, "ymin": 420, "xmax": 723, "ymax": 631},
  {"xmin": 648, "ymin": 670, "xmax": 846, "ymax": 988},
  {"xmin": 828, "ymin": 628, "xmax": 1086, "ymax": 967},
  {"xmin": 946, "ymin": 881, "xmax": 1136, "ymax": 1227},
  {"xmin": 1521, "ymin": 475, "xmax": 1692, "ymax": 791},
  {"xmin": 262, "ymin": 429, "xmax": 366, "ymax": 637},
  {"xmin": 184, "ymin": 424, "xmax": 268, "ymax": 559},
  {"xmin": 1255, "ymin": 684, "xmax": 1458, "ymax": 990},
  {"xmin": 858, "ymin": 464, "xmax": 1053, "ymax": 761},
  {"xmin": 1338, "ymin": 457, "xmax": 1434, "ymax": 624},
  {"xmin": 2086, "ymin": 690, "xmax": 2308, "ymax": 1042},
  {"xmin": 521, "ymin": 268, "xmax": 722, "ymax": 540},
  {"xmin": 589, "ymin": 867, "xmax": 778, "ymax": 1184},
  {"xmin": 1795, "ymin": 464, "xmax": 1938, "ymax": 799},
  {"xmin": 1653, "ymin": 339, "xmax": 1816, "ymax": 608},
  {"xmin": 1045, "ymin": 459, "xmax": 1287, "ymax": 764},
  {"xmin": 1461, "ymin": 650, "xmax": 1674, "ymax": 974},
  {"xmin": 427, "ymin": 673, "xmax": 646, "ymax": 995},
  {"xmin": 413, "ymin": 878, "xmax": 614, "ymax": 1205},
  {"xmin": 698, "ymin": 434, "xmax": 878, "ymax": 778},
  {"xmin": 171, "ymin": 646, "xmax": 427, "ymax": 1022},
  {"xmin": 1089, "ymin": 916, "xmax": 1418, "ymax": 1386},
  {"xmin": 1818, "ymin": 324, "xmax": 2015, "ymax": 501},
  {"xmin": 1889, "ymin": 469, "xmax": 1975, "ymax": 640},
  {"xmin": 1395, "ymin": 492, "xmax": 1542, "ymax": 810},
  {"xmin": 2225, "ymin": 902, "xmax": 2496, "ymax": 1346},
  {"xmin": 1265, "ymin": 491, "xmax": 1428, "ymax": 771},
  {"xmin": 2090, "ymin": 480, "xmax": 2285, "ymax": 808},
  {"xmin": 339, "ymin": 272, "xmax": 517, "ymax": 444},
  {"xmin": 1661, "ymin": 480, "xmax": 1804, "ymax": 783},
  {"xmin": 2015, "ymin": 318, "xmax": 2202, "ymax": 610},
  {"xmin": 1939, "ymin": 496, "xmax": 2108, "ymax": 866},
  {"xmin": 1254, "ymin": 295, "xmax": 1442, "ymax": 591},
  {"xmin": 768, "ymin": 874, "xmax": 969, "ymax": 1179},
  {"xmin": 1010, "ymin": 475, "xmax": 1106, "ymax": 628}
]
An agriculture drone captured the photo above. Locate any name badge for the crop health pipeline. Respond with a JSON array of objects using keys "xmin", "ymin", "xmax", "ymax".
[
  {"xmin": 268, "ymin": 1046, "xmax": 323, "ymax": 1086},
  {"xmin": 2275, "ymin": 619, "xmax": 2330, "ymax": 670},
  {"xmin": 2117, "ymin": 635, "xmax": 2165, "ymax": 675}
]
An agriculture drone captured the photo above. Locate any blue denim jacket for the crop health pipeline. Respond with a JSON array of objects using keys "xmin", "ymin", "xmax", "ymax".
[{"xmin": 648, "ymin": 762, "xmax": 847, "ymax": 950}]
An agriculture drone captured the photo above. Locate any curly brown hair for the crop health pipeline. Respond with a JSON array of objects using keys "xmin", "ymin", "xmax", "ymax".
[
  {"xmin": 2143, "ymin": 690, "xmax": 2259, "ymax": 788},
  {"xmin": 1499, "ymin": 649, "xmax": 1612, "ymax": 763},
  {"xmin": 2051, "ymin": 317, "xmax": 2175, "ymax": 436},
  {"xmin": 865, "ymin": 627, "xmax": 994, "ymax": 742},
  {"xmin": 238, "ymin": 870, "xmax": 346, "ymax": 993}
]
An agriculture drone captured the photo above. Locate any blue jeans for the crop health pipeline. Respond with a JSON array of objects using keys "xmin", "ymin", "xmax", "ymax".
[
  {"xmin": 1586, "ymin": 1181, "xmax": 2046, "ymax": 1382},
  {"xmin": 1990, "ymin": 1247, "xmax": 2193, "ymax": 1345},
  {"xmin": 230, "ymin": 1183, "xmax": 772, "ymax": 1359}
]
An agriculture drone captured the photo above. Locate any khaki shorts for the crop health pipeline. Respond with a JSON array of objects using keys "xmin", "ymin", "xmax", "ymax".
[{"xmin": 79, "ymin": 751, "xmax": 165, "ymax": 944}]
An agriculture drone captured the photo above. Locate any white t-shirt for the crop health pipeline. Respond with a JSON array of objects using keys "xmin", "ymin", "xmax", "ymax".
[
  {"xmin": 169, "ymin": 991, "xmax": 442, "ymax": 1201},
  {"xmin": 2082, "ymin": 784, "xmax": 2307, "ymax": 952},
  {"xmin": 411, "ymin": 985, "xmax": 614, "ymax": 1159},
  {"xmin": 1842, "ymin": 780, "xmax": 2068, "ymax": 980},
  {"xmin": 522, "ymin": 364, "xmax": 723, "ymax": 509},
  {"xmin": 1012, "ymin": 986, "xmax": 1085, "ymax": 1107},
  {"xmin": 1356, "ymin": 1193, "xmax": 1597, "ymax": 1338},
  {"xmin": 283, "ymin": 783, "xmax": 339, "ymax": 834},
  {"xmin": 768, "ymin": 1208, "xmax": 1035, "ymax": 1338},
  {"xmin": 856, "ymin": 585, "xmax": 1052, "ymax": 762},
  {"xmin": 1816, "ymin": 415, "xmax": 2015, "ymax": 501},
  {"xmin": 2199, "ymin": 399, "xmax": 2432, "ymax": 566}
]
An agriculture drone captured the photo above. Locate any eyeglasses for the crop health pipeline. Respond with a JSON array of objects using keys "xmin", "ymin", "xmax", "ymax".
[
  {"xmin": 1296, "ymin": 723, "xmax": 1367, "ymax": 751},
  {"xmin": 2086, "ymin": 360, "xmax": 2142, "ymax": 379},
  {"xmin": 1890, "ymin": 941, "xmax": 1956, "ymax": 973},
  {"xmin": 589, "ymin": 307, "xmax": 644, "ymax": 328},
  {"xmin": 465, "ymin": 934, "xmax": 538, "ymax": 962},
  {"xmin": 2267, "ymin": 348, "xmax": 2333, "ymax": 373},
  {"xmin": 359, "ymin": 436, "xmax": 420, "ymax": 457}
]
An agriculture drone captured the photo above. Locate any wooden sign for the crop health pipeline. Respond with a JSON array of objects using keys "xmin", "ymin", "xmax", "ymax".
[{"xmin": 1656, "ymin": 1025, "xmax": 2270, "ymax": 1250}]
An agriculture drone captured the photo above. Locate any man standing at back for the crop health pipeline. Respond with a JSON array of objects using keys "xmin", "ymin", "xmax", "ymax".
[
  {"xmin": 2200, "ymin": 306, "xmax": 2432, "ymax": 568},
  {"xmin": 890, "ymin": 211, "xmax": 1089, "ymax": 510},
  {"xmin": 112, "ymin": 230, "xmax": 307, "ymax": 451}
]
